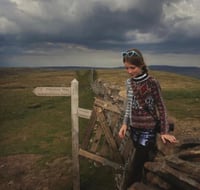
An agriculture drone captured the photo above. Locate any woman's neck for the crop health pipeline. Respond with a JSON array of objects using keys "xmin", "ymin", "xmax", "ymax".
[{"xmin": 133, "ymin": 72, "xmax": 148, "ymax": 82}]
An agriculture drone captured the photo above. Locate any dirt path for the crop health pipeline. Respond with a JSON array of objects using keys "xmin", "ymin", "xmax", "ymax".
[{"xmin": 0, "ymin": 154, "xmax": 72, "ymax": 190}]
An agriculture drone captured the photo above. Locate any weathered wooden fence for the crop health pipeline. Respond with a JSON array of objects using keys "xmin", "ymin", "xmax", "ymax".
[
  {"xmin": 33, "ymin": 78, "xmax": 133, "ymax": 189},
  {"xmin": 79, "ymin": 97, "xmax": 135, "ymax": 190}
]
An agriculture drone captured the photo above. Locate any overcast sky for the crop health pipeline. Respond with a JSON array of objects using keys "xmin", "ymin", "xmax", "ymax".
[{"xmin": 0, "ymin": 0, "xmax": 200, "ymax": 67}]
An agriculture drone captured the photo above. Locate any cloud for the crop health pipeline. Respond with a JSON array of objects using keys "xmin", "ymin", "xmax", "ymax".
[
  {"xmin": 161, "ymin": 0, "xmax": 200, "ymax": 46},
  {"xmin": 0, "ymin": 0, "xmax": 200, "ymax": 67},
  {"xmin": 0, "ymin": 0, "xmax": 166, "ymax": 45}
]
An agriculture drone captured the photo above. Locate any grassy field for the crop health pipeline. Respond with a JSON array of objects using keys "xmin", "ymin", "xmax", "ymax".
[
  {"xmin": 0, "ymin": 68, "xmax": 116, "ymax": 190},
  {"xmin": 0, "ymin": 68, "xmax": 200, "ymax": 190}
]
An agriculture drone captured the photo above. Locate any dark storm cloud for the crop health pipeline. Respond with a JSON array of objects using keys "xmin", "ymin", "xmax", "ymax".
[
  {"xmin": 74, "ymin": 1, "xmax": 165, "ymax": 48},
  {"xmin": 0, "ymin": 0, "xmax": 200, "ymax": 67},
  {"xmin": 0, "ymin": 0, "xmax": 165, "ymax": 49}
]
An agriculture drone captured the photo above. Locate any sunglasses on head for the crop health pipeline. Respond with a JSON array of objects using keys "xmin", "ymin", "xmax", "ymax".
[{"xmin": 122, "ymin": 50, "xmax": 140, "ymax": 57}]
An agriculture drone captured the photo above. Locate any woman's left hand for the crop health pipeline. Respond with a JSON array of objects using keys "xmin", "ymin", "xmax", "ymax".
[{"xmin": 160, "ymin": 134, "xmax": 178, "ymax": 144}]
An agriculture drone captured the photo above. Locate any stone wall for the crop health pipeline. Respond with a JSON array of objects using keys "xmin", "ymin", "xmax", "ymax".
[{"xmin": 91, "ymin": 79, "xmax": 200, "ymax": 190}]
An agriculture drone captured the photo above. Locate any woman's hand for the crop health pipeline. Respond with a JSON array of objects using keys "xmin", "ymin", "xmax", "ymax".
[
  {"xmin": 118, "ymin": 124, "xmax": 128, "ymax": 139},
  {"xmin": 160, "ymin": 134, "xmax": 178, "ymax": 144}
]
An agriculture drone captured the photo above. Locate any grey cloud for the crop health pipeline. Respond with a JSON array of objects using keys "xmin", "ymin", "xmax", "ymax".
[
  {"xmin": 0, "ymin": 0, "xmax": 200, "ymax": 64},
  {"xmin": 0, "ymin": 1, "xmax": 164, "ymax": 44}
]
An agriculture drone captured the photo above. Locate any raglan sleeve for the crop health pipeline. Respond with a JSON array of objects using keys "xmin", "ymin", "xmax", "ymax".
[{"xmin": 122, "ymin": 79, "xmax": 131, "ymax": 126}]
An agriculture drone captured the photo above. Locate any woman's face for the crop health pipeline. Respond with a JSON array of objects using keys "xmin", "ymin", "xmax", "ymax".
[{"xmin": 124, "ymin": 62, "xmax": 142, "ymax": 77}]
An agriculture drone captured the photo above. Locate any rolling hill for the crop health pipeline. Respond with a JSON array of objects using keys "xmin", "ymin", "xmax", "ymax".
[{"xmin": 149, "ymin": 65, "xmax": 200, "ymax": 79}]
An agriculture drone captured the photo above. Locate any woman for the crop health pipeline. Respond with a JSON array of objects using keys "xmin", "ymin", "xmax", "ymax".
[{"xmin": 118, "ymin": 48, "xmax": 177, "ymax": 186}]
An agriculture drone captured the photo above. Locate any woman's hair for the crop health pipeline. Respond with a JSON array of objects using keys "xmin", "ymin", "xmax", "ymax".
[{"xmin": 123, "ymin": 48, "xmax": 148, "ymax": 73}]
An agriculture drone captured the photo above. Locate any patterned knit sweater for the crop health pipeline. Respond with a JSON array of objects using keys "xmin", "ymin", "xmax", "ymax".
[{"xmin": 123, "ymin": 73, "xmax": 169, "ymax": 134}]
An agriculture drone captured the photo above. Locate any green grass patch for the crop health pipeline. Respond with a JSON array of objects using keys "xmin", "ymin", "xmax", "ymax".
[
  {"xmin": 163, "ymin": 89, "xmax": 200, "ymax": 99},
  {"xmin": 0, "ymin": 93, "xmax": 72, "ymax": 156},
  {"xmin": 163, "ymin": 89, "xmax": 200, "ymax": 119}
]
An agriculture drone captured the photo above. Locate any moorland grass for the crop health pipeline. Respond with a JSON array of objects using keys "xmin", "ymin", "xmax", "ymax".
[
  {"xmin": 0, "ymin": 68, "xmax": 115, "ymax": 190},
  {"xmin": 0, "ymin": 68, "xmax": 199, "ymax": 190}
]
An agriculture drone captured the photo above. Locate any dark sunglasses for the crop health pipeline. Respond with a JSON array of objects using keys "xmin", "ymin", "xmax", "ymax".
[{"xmin": 122, "ymin": 50, "xmax": 140, "ymax": 57}]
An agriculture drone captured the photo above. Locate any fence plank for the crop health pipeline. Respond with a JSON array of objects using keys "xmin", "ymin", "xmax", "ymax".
[
  {"xmin": 94, "ymin": 97, "xmax": 120, "ymax": 114},
  {"xmin": 96, "ymin": 108, "xmax": 123, "ymax": 163},
  {"xmin": 79, "ymin": 148, "xmax": 123, "ymax": 170},
  {"xmin": 90, "ymin": 125, "xmax": 103, "ymax": 153},
  {"xmin": 71, "ymin": 79, "xmax": 80, "ymax": 190},
  {"xmin": 78, "ymin": 107, "xmax": 92, "ymax": 119},
  {"xmin": 122, "ymin": 139, "xmax": 134, "ymax": 161},
  {"xmin": 81, "ymin": 110, "xmax": 97, "ymax": 149}
]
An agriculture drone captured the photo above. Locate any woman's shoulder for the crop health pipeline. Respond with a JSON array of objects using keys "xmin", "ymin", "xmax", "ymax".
[
  {"xmin": 148, "ymin": 75, "xmax": 159, "ymax": 83},
  {"xmin": 147, "ymin": 75, "xmax": 161, "ymax": 88}
]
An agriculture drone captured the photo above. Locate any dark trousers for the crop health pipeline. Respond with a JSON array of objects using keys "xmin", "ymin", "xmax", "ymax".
[
  {"xmin": 127, "ymin": 128, "xmax": 157, "ymax": 187},
  {"xmin": 127, "ymin": 145, "xmax": 156, "ymax": 187}
]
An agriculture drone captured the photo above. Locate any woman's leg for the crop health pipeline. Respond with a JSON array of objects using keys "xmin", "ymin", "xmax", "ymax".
[
  {"xmin": 132, "ymin": 145, "xmax": 149, "ymax": 183},
  {"xmin": 127, "ymin": 128, "xmax": 157, "ymax": 186},
  {"xmin": 126, "ymin": 145, "xmax": 149, "ymax": 187}
]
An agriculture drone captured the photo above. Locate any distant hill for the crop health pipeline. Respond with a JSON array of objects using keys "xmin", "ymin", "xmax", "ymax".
[
  {"xmin": 149, "ymin": 65, "xmax": 200, "ymax": 79},
  {"xmin": 6, "ymin": 65, "xmax": 199, "ymax": 79}
]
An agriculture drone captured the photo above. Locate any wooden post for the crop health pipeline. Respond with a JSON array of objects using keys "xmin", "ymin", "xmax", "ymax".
[{"xmin": 71, "ymin": 79, "xmax": 80, "ymax": 190}]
